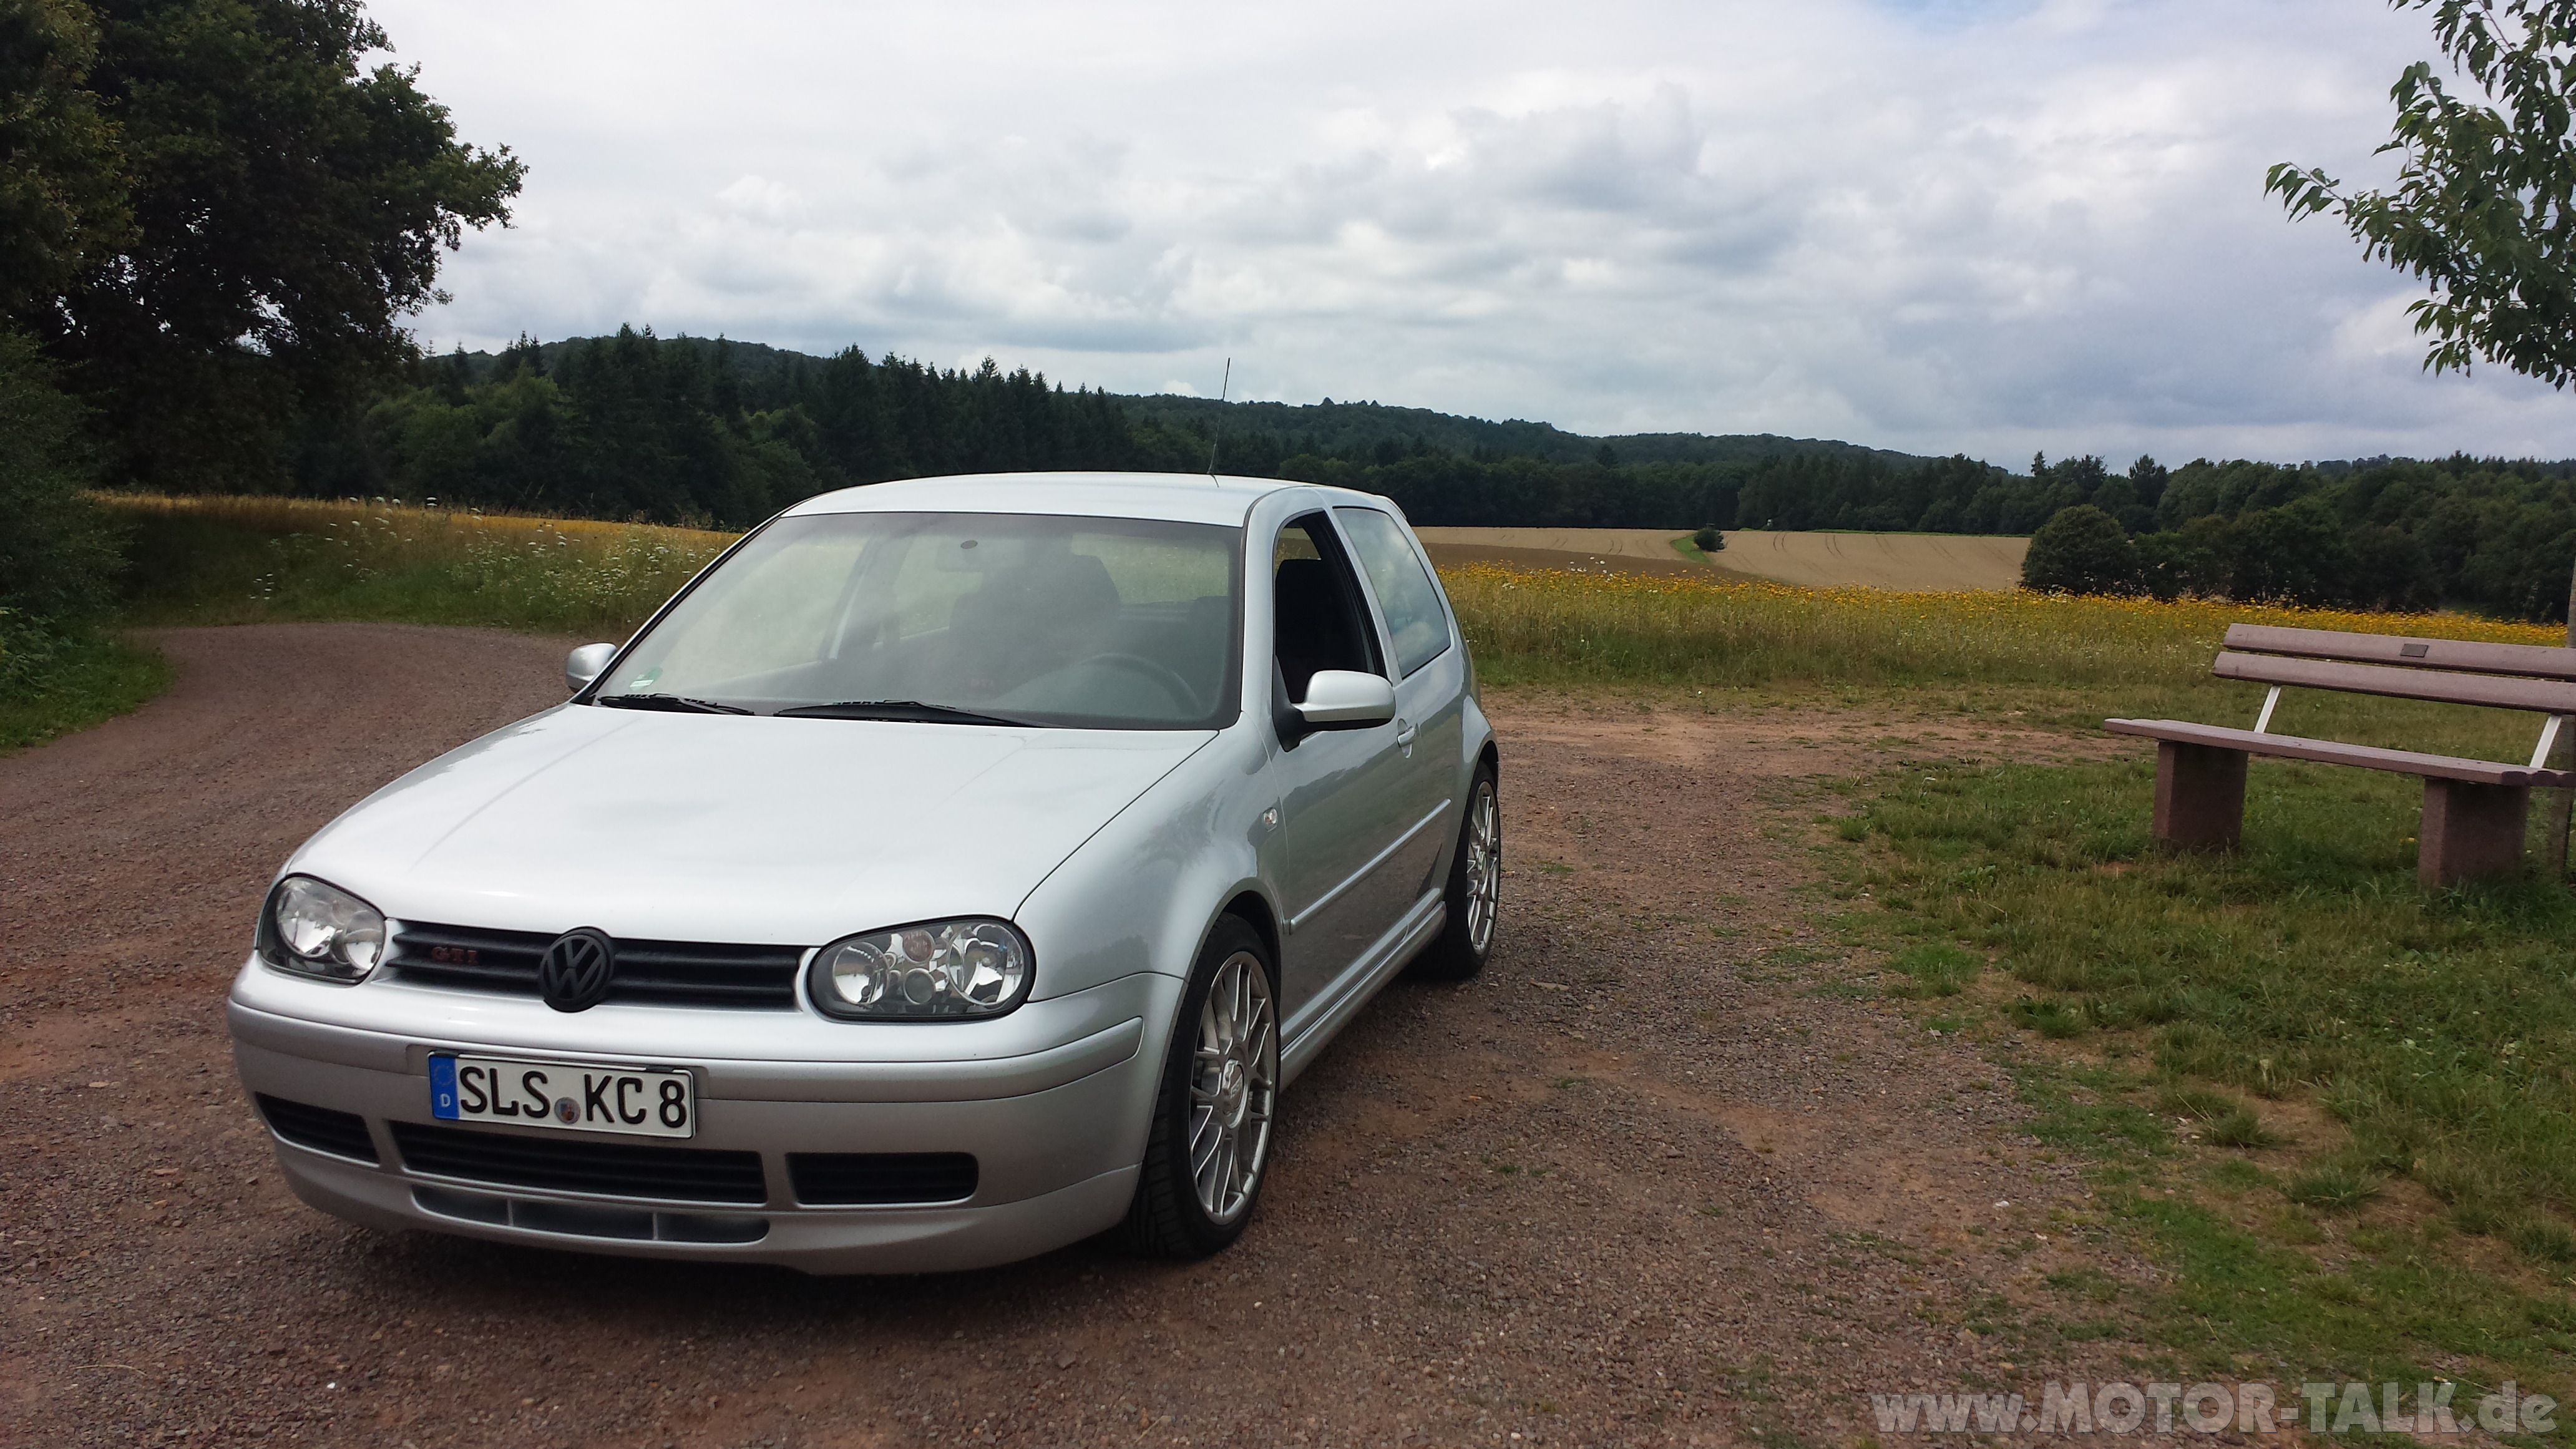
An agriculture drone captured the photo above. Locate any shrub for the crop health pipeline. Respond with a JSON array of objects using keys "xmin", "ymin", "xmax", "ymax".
[
  {"xmin": 1693, "ymin": 525, "xmax": 1724, "ymax": 552},
  {"xmin": 2021, "ymin": 505, "xmax": 2138, "ymax": 595},
  {"xmin": 0, "ymin": 331, "xmax": 119, "ymax": 632}
]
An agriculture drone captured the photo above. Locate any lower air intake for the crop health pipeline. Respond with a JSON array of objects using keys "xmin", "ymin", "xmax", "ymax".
[
  {"xmin": 255, "ymin": 1095, "xmax": 379, "ymax": 1164},
  {"xmin": 391, "ymin": 1121, "xmax": 766, "ymax": 1204},
  {"xmin": 788, "ymin": 1152, "xmax": 979, "ymax": 1205}
]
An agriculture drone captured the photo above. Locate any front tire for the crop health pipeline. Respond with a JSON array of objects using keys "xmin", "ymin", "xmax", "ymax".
[
  {"xmin": 1117, "ymin": 917, "xmax": 1279, "ymax": 1257},
  {"xmin": 1412, "ymin": 762, "xmax": 1500, "ymax": 980}
]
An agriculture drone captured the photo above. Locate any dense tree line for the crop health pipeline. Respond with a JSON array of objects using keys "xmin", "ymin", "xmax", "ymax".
[
  {"xmin": 320, "ymin": 329, "xmax": 1902, "ymax": 531},
  {"xmin": 291, "ymin": 331, "xmax": 2576, "ymax": 624},
  {"xmin": 2019, "ymin": 455, "xmax": 2576, "ymax": 620},
  {"xmin": 314, "ymin": 330, "xmax": 1193, "ymax": 526}
]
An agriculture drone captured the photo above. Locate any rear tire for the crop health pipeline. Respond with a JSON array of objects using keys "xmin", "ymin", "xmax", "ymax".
[
  {"xmin": 1411, "ymin": 762, "xmax": 1499, "ymax": 980},
  {"xmin": 1116, "ymin": 917, "xmax": 1279, "ymax": 1258}
]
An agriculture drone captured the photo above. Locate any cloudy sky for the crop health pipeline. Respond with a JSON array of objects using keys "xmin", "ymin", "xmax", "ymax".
[{"xmin": 376, "ymin": 0, "xmax": 2576, "ymax": 467}]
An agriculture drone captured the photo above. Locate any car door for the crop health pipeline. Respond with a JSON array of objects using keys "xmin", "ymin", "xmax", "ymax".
[
  {"xmin": 1267, "ymin": 512, "xmax": 1418, "ymax": 1023},
  {"xmin": 1332, "ymin": 504, "xmax": 1464, "ymax": 925}
]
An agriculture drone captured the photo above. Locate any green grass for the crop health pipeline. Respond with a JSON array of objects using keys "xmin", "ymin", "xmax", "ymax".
[
  {"xmin": 102, "ymin": 493, "xmax": 731, "ymax": 638},
  {"xmin": 0, "ymin": 627, "xmax": 170, "ymax": 754},
  {"xmin": 1835, "ymin": 744, "xmax": 2576, "ymax": 1403},
  {"xmin": 1850, "ymin": 753, "xmax": 2576, "ymax": 1228}
]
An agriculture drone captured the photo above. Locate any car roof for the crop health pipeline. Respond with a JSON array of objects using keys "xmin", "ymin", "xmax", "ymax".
[{"xmin": 781, "ymin": 472, "xmax": 1326, "ymax": 527}]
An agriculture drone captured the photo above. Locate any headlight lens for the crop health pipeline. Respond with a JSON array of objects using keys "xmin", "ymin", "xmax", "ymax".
[
  {"xmin": 808, "ymin": 919, "xmax": 1032, "ymax": 1020},
  {"xmin": 261, "ymin": 876, "xmax": 387, "ymax": 982}
]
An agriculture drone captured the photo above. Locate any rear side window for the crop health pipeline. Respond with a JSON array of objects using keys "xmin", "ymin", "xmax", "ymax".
[{"xmin": 1335, "ymin": 507, "xmax": 1450, "ymax": 677}]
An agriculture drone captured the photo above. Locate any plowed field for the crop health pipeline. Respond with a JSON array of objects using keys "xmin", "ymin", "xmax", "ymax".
[{"xmin": 1414, "ymin": 527, "xmax": 2029, "ymax": 591}]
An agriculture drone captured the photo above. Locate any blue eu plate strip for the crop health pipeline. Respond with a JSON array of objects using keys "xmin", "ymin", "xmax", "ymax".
[{"xmin": 428, "ymin": 1054, "xmax": 459, "ymax": 1120}]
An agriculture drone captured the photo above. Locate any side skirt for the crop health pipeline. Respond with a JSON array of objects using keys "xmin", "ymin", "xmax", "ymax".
[{"xmin": 1277, "ymin": 892, "xmax": 1447, "ymax": 1087}]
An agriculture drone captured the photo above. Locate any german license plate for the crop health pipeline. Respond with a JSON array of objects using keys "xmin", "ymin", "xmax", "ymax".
[{"xmin": 429, "ymin": 1054, "xmax": 695, "ymax": 1138}]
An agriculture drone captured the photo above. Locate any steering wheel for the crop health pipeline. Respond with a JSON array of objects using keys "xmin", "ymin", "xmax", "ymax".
[{"xmin": 1077, "ymin": 653, "xmax": 1201, "ymax": 715}]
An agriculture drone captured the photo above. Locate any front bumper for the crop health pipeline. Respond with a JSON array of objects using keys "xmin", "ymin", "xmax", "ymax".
[{"xmin": 227, "ymin": 964, "xmax": 1181, "ymax": 1273}]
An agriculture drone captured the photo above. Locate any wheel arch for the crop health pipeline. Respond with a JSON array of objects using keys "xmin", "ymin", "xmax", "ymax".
[{"xmin": 1215, "ymin": 887, "xmax": 1282, "ymax": 974}]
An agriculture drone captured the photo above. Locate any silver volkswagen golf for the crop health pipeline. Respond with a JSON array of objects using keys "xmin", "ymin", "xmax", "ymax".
[{"xmin": 228, "ymin": 472, "xmax": 1500, "ymax": 1271}]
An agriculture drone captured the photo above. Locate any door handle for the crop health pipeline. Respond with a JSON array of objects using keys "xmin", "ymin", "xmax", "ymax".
[{"xmin": 1395, "ymin": 719, "xmax": 1417, "ymax": 747}]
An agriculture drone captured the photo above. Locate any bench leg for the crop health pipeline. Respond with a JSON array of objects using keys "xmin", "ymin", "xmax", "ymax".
[
  {"xmin": 2152, "ymin": 741, "xmax": 2246, "ymax": 849},
  {"xmin": 2419, "ymin": 780, "xmax": 2530, "ymax": 887}
]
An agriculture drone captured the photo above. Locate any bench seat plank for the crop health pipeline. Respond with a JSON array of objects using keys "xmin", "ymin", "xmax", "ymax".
[
  {"xmin": 2103, "ymin": 718, "xmax": 2576, "ymax": 788},
  {"xmin": 2211, "ymin": 651, "xmax": 2576, "ymax": 714},
  {"xmin": 2225, "ymin": 623, "xmax": 2576, "ymax": 680}
]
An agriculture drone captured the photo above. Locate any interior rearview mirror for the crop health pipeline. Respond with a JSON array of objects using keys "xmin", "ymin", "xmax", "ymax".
[
  {"xmin": 564, "ymin": 642, "xmax": 618, "ymax": 693},
  {"xmin": 1297, "ymin": 670, "xmax": 1396, "ymax": 729}
]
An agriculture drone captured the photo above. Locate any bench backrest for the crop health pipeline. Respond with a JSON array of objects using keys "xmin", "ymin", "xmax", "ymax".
[
  {"xmin": 2215, "ymin": 624, "xmax": 2576, "ymax": 716},
  {"xmin": 2223, "ymin": 624, "xmax": 2576, "ymax": 680}
]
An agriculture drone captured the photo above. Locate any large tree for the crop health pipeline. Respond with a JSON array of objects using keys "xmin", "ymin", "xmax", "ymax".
[{"xmin": 15, "ymin": 0, "xmax": 522, "ymax": 490}]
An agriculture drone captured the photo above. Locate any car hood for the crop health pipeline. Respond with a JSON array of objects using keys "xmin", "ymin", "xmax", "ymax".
[{"xmin": 288, "ymin": 703, "xmax": 1214, "ymax": 946}]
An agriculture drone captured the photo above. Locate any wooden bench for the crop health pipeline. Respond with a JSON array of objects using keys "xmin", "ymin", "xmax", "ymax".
[{"xmin": 2106, "ymin": 623, "xmax": 2576, "ymax": 886}]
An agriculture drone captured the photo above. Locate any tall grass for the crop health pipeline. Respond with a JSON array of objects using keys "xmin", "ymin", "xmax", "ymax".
[
  {"xmin": 103, "ymin": 493, "xmax": 734, "ymax": 638},
  {"xmin": 1443, "ymin": 562, "xmax": 2562, "ymax": 689}
]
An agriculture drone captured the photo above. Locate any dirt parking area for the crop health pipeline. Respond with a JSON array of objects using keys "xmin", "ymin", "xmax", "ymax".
[{"xmin": 2, "ymin": 626, "xmax": 2131, "ymax": 1448}]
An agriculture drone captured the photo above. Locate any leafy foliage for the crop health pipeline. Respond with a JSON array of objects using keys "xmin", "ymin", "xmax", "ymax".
[
  {"xmin": 0, "ymin": 329, "xmax": 118, "ymax": 627},
  {"xmin": 0, "ymin": 0, "xmax": 130, "ymax": 312},
  {"xmin": 2021, "ymin": 504, "xmax": 2139, "ymax": 595},
  {"xmin": 2268, "ymin": 1, "xmax": 2576, "ymax": 385},
  {"xmin": 17, "ymin": 0, "xmax": 522, "ymax": 491}
]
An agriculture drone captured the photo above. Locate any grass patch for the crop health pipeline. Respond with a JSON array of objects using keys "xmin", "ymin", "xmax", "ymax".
[
  {"xmin": 2283, "ymin": 1166, "xmax": 2383, "ymax": 1211},
  {"xmin": 1835, "ymin": 735, "xmax": 2576, "ymax": 1400},
  {"xmin": 0, "ymin": 627, "xmax": 170, "ymax": 754},
  {"xmin": 100, "ymin": 492, "xmax": 733, "ymax": 638},
  {"xmin": 1852, "ymin": 752, "xmax": 2576, "ymax": 1220},
  {"xmin": 1887, "ymin": 942, "xmax": 1981, "ymax": 996}
]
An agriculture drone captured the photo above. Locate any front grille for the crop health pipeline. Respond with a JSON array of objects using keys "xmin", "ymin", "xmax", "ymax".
[
  {"xmin": 788, "ymin": 1152, "xmax": 979, "ymax": 1205},
  {"xmin": 390, "ymin": 1121, "xmax": 767, "ymax": 1204},
  {"xmin": 256, "ymin": 1095, "xmax": 379, "ymax": 1163},
  {"xmin": 385, "ymin": 922, "xmax": 805, "ymax": 1009}
]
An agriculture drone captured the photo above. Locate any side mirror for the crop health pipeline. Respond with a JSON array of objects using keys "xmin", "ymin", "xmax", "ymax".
[
  {"xmin": 1297, "ymin": 670, "xmax": 1396, "ymax": 730},
  {"xmin": 564, "ymin": 642, "xmax": 617, "ymax": 693}
]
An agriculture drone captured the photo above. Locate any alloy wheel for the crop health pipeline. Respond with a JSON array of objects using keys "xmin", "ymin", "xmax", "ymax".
[
  {"xmin": 1188, "ymin": 950, "xmax": 1276, "ymax": 1224},
  {"xmin": 1464, "ymin": 781, "xmax": 1500, "ymax": 953}
]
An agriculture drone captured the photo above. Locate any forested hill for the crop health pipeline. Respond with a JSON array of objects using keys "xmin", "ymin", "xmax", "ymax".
[
  {"xmin": 454, "ymin": 333, "xmax": 1930, "ymax": 472},
  {"xmin": 1110, "ymin": 394, "xmax": 1924, "ymax": 469},
  {"xmin": 346, "ymin": 328, "xmax": 2576, "ymax": 621}
]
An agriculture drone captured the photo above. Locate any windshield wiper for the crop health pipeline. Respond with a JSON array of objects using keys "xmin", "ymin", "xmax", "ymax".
[
  {"xmin": 591, "ymin": 693, "xmax": 753, "ymax": 715},
  {"xmin": 772, "ymin": 698, "xmax": 1035, "ymax": 726}
]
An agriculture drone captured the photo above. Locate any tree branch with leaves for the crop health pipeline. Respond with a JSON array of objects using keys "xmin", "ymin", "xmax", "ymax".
[{"xmin": 2268, "ymin": 0, "xmax": 2576, "ymax": 385}]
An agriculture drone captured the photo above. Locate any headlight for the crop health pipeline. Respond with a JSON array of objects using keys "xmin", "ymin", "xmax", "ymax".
[
  {"xmin": 258, "ymin": 876, "xmax": 387, "ymax": 982},
  {"xmin": 807, "ymin": 919, "xmax": 1032, "ymax": 1020}
]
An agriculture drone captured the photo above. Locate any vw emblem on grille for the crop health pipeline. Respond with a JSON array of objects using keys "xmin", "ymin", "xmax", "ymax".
[{"xmin": 536, "ymin": 928, "xmax": 616, "ymax": 1013}]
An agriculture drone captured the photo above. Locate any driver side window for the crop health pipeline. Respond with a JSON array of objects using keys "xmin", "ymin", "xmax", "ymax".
[{"xmin": 1271, "ymin": 515, "xmax": 1381, "ymax": 704}]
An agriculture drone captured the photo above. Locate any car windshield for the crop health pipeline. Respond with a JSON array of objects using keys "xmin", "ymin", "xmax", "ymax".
[{"xmin": 595, "ymin": 511, "xmax": 1243, "ymax": 729}]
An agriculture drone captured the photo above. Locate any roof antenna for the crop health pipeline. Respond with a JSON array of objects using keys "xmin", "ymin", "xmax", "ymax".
[{"xmin": 1206, "ymin": 357, "xmax": 1230, "ymax": 483}]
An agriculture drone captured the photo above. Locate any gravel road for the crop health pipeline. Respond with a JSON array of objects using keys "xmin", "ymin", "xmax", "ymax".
[{"xmin": 2, "ymin": 625, "xmax": 2123, "ymax": 1448}]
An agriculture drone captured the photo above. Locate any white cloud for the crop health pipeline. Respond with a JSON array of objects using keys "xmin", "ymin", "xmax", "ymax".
[{"xmin": 376, "ymin": 0, "xmax": 2573, "ymax": 464}]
